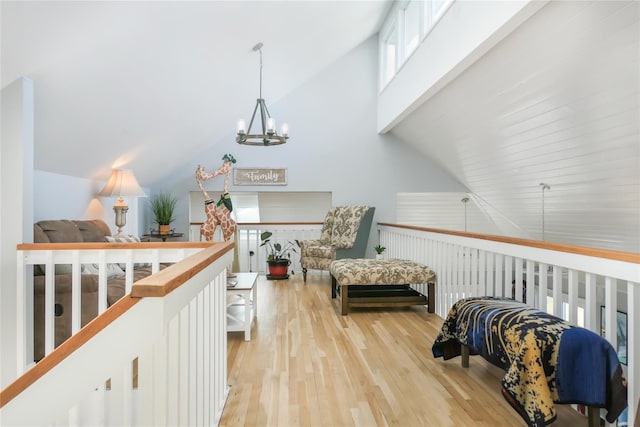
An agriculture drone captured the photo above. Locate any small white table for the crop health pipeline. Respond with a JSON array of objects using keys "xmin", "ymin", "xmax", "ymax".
[{"xmin": 226, "ymin": 272, "xmax": 258, "ymax": 341}]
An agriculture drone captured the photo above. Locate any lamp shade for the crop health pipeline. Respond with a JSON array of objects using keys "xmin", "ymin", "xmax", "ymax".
[{"xmin": 98, "ymin": 169, "xmax": 147, "ymax": 199}]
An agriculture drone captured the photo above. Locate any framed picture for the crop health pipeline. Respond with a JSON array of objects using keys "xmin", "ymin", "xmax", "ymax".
[{"xmin": 600, "ymin": 306, "xmax": 627, "ymax": 365}]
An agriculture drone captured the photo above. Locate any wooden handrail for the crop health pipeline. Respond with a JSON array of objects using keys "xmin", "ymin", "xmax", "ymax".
[
  {"xmin": 0, "ymin": 242, "xmax": 233, "ymax": 408},
  {"xmin": 132, "ymin": 241, "xmax": 234, "ymax": 297},
  {"xmin": 0, "ymin": 295, "xmax": 139, "ymax": 408},
  {"xmin": 378, "ymin": 223, "xmax": 640, "ymax": 264},
  {"xmin": 17, "ymin": 241, "xmax": 214, "ymax": 250},
  {"xmin": 238, "ymin": 222, "xmax": 323, "ymax": 226},
  {"xmin": 191, "ymin": 221, "xmax": 324, "ymax": 226}
]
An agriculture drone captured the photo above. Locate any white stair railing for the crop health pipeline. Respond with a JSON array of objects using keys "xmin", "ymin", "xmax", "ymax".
[
  {"xmin": 15, "ymin": 241, "xmax": 213, "ymax": 371},
  {"xmin": 2, "ymin": 242, "xmax": 233, "ymax": 426}
]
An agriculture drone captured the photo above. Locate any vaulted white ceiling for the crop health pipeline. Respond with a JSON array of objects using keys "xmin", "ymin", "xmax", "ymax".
[
  {"xmin": 1, "ymin": 0, "xmax": 391, "ymax": 185},
  {"xmin": 3, "ymin": 0, "xmax": 638, "ymax": 252},
  {"xmin": 390, "ymin": 0, "xmax": 639, "ymax": 252}
]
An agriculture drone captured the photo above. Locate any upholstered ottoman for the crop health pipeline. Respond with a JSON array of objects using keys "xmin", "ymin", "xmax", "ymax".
[{"xmin": 329, "ymin": 258, "xmax": 436, "ymax": 315}]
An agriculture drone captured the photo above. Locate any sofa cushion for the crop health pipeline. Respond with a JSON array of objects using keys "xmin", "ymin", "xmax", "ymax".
[
  {"xmin": 35, "ymin": 220, "xmax": 84, "ymax": 243},
  {"xmin": 33, "ymin": 219, "xmax": 112, "ymax": 275},
  {"xmin": 34, "ymin": 219, "xmax": 111, "ymax": 243},
  {"xmin": 104, "ymin": 235, "xmax": 140, "ymax": 243},
  {"xmin": 81, "ymin": 263, "xmax": 125, "ymax": 279},
  {"xmin": 330, "ymin": 258, "xmax": 436, "ymax": 286},
  {"xmin": 105, "ymin": 235, "xmax": 151, "ymax": 269},
  {"xmin": 75, "ymin": 219, "xmax": 112, "ymax": 242},
  {"xmin": 33, "ymin": 224, "xmax": 51, "ymax": 244}
]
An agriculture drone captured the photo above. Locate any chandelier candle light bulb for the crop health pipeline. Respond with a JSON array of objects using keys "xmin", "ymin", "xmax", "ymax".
[
  {"xmin": 237, "ymin": 120, "xmax": 246, "ymax": 135},
  {"xmin": 236, "ymin": 42, "xmax": 289, "ymax": 146}
]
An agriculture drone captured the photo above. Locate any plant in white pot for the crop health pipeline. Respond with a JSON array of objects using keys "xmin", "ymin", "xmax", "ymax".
[
  {"xmin": 150, "ymin": 191, "xmax": 178, "ymax": 234},
  {"xmin": 260, "ymin": 231, "xmax": 296, "ymax": 278},
  {"xmin": 374, "ymin": 244, "xmax": 386, "ymax": 260}
]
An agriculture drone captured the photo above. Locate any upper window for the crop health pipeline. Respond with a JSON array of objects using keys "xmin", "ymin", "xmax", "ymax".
[
  {"xmin": 402, "ymin": 1, "xmax": 421, "ymax": 60},
  {"xmin": 379, "ymin": 0, "xmax": 454, "ymax": 91},
  {"xmin": 424, "ymin": 0, "xmax": 448, "ymax": 33},
  {"xmin": 381, "ymin": 24, "xmax": 398, "ymax": 88}
]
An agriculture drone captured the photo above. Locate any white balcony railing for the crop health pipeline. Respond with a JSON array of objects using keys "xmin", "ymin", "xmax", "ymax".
[
  {"xmin": 191, "ymin": 222, "xmax": 323, "ymax": 274},
  {"xmin": 15, "ymin": 241, "xmax": 215, "ymax": 369},
  {"xmin": 2, "ymin": 242, "xmax": 233, "ymax": 426},
  {"xmin": 378, "ymin": 223, "xmax": 639, "ymax": 427},
  {"xmin": 8, "ymin": 222, "xmax": 637, "ymax": 425}
]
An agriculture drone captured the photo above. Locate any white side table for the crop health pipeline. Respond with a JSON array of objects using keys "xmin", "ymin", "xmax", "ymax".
[{"xmin": 226, "ymin": 272, "xmax": 258, "ymax": 341}]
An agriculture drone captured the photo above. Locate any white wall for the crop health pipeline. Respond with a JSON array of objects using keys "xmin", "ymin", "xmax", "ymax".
[
  {"xmin": 1, "ymin": 77, "xmax": 34, "ymax": 388},
  {"xmin": 151, "ymin": 35, "xmax": 466, "ymax": 254},
  {"xmin": 377, "ymin": 0, "xmax": 546, "ymax": 133},
  {"xmin": 32, "ymin": 170, "xmax": 148, "ymax": 237}
]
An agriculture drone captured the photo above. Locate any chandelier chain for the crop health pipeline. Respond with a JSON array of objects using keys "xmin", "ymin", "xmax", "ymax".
[{"xmin": 236, "ymin": 42, "xmax": 289, "ymax": 146}]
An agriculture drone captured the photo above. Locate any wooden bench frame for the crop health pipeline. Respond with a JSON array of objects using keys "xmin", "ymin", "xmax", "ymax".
[
  {"xmin": 460, "ymin": 344, "xmax": 600, "ymax": 427},
  {"xmin": 331, "ymin": 276, "xmax": 435, "ymax": 315}
]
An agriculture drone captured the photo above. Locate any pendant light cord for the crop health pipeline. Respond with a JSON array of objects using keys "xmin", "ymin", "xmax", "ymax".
[
  {"xmin": 540, "ymin": 183, "xmax": 550, "ymax": 240},
  {"xmin": 253, "ymin": 43, "xmax": 263, "ymax": 100},
  {"xmin": 259, "ymin": 47, "xmax": 262, "ymax": 99}
]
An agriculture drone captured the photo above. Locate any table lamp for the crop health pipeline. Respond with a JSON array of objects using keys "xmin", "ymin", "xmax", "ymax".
[{"xmin": 98, "ymin": 169, "xmax": 147, "ymax": 237}]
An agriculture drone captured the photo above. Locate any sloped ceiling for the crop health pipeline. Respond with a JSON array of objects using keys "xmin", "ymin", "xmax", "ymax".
[
  {"xmin": 390, "ymin": 0, "xmax": 640, "ymax": 252},
  {"xmin": 1, "ymin": 0, "xmax": 391, "ymax": 185},
  {"xmin": 3, "ymin": 1, "xmax": 638, "ymax": 252}
]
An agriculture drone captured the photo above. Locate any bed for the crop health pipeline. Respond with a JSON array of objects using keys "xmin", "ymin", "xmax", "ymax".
[{"xmin": 432, "ymin": 297, "xmax": 627, "ymax": 427}]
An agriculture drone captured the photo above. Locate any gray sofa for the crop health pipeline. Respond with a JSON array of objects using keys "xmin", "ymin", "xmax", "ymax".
[{"xmin": 33, "ymin": 219, "xmax": 154, "ymax": 361}]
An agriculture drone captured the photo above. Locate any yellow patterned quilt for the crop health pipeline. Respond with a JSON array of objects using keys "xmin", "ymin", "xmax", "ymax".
[{"xmin": 432, "ymin": 297, "xmax": 627, "ymax": 426}]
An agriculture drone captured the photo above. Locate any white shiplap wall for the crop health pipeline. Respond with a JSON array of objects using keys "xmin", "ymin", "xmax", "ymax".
[
  {"xmin": 396, "ymin": 192, "xmax": 530, "ymax": 237},
  {"xmin": 390, "ymin": 0, "xmax": 640, "ymax": 252}
]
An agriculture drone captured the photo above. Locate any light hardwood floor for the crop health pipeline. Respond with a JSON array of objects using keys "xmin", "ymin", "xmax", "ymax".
[{"xmin": 220, "ymin": 273, "xmax": 588, "ymax": 427}]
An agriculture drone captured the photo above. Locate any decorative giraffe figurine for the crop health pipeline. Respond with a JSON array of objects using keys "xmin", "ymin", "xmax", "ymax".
[{"xmin": 195, "ymin": 154, "xmax": 237, "ymax": 242}]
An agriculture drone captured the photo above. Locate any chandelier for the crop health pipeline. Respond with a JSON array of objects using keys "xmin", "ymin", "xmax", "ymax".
[{"xmin": 236, "ymin": 42, "xmax": 289, "ymax": 146}]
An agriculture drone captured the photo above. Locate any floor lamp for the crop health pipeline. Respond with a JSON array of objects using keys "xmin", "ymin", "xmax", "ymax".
[{"xmin": 98, "ymin": 169, "xmax": 147, "ymax": 237}]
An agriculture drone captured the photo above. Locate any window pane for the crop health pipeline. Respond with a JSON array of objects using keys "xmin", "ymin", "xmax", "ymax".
[
  {"xmin": 190, "ymin": 191, "xmax": 260, "ymax": 223},
  {"xmin": 231, "ymin": 192, "xmax": 260, "ymax": 223},
  {"xmin": 382, "ymin": 26, "xmax": 398, "ymax": 86},
  {"xmin": 403, "ymin": 1, "xmax": 420, "ymax": 57},
  {"xmin": 430, "ymin": 0, "xmax": 446, "ymax": 20}
]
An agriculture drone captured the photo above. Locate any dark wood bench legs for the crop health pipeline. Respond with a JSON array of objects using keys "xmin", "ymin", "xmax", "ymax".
[
  {"xmin": 461, "ymin": 344, "xmax": 470, "ymax": 368},
  {"xmin": 331, "ymin": 275, "xmax": 337, "ymax": 298},
  {"xmin": 587, "ymin": 407, "xmax": 599, "ymax": 427},
  {"xmin": 427, "ymin": 282, "xmax": 435, "ymax": 313},
  {"xmin": 330, "ymin": 276, "xmax": 348, "ymax": 315},
  {"xmin": 331, "ymin": 275, "xmax": 435, "ymax": 316},
  {"xmin": 461, "ymin": 344, "xmax": 600, "ymax": 426}
]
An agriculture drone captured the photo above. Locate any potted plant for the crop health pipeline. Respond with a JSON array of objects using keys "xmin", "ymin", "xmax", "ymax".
[
  {"xmin": 374, "ymin": 244, "xmax": 386, "ymax": 260},
  {"xmin": 260, "ymin": 231, "xmax": 296, "ymax": 277},
  {"xmin": 150, "ymin": 191, "xmax": 178, "ymax": 234}
]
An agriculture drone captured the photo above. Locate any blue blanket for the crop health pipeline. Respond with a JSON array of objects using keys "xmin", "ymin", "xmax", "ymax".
[{"xmin": 432, "ymin": 297, "xmax": 627, "ymax": 426}]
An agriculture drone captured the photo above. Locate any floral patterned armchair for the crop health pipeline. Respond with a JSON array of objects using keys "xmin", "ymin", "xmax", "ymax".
[{"xmin": 300, "ymin": 206, "xmax": 375, "ymax": 282}]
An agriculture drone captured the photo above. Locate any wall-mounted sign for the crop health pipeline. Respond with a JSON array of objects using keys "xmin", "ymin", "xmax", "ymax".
[{"xmin": 233, "ymin": 168, "xmax": 287, "ymax": 186}]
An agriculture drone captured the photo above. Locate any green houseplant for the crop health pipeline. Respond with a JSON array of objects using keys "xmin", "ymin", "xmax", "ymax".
[
  {"xmin": 374, "ymin": 244, "xmax": 386, "ymax": 259},
  {"xmin": 150, "ymin": 191, "xmax": 178, "ymax": 234},
  {"xmin": 260, "ymin": 231, "xmax": 297, "ymax": 277}
]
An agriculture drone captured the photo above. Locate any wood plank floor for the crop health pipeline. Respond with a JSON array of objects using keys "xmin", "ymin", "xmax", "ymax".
[{"xmin": 220, "ymin": 273, "xmax": 588, "ymax": 427}]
